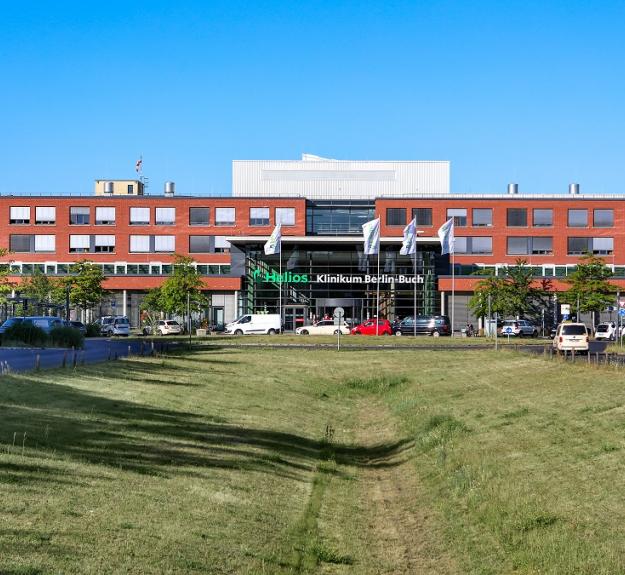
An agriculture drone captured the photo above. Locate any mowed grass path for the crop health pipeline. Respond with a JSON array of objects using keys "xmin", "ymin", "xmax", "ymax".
[{"xmin": 1, "ymin": 346, "xmax": 625, "ymax": 573}]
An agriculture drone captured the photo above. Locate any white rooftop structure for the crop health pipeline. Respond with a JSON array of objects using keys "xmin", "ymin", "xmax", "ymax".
[{"xmin": 233, "ymin": 155, "xmax": 450, "ymax": 199}]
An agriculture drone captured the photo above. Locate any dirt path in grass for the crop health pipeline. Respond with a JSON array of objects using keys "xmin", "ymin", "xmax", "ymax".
[{"xmin": 354, "ymin": 401, "xmax": 459, "ymax": 575}]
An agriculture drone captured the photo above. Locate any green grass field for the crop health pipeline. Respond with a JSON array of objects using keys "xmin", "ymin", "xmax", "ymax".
[{"xmin": 2, "ymin": 345, "xmax": 625, "ymax": 573}]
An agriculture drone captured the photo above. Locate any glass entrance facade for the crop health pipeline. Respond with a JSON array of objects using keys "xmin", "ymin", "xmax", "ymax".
[{"xmin": 238, "ymin": 241, "xmax": 444, "ymax": 329}]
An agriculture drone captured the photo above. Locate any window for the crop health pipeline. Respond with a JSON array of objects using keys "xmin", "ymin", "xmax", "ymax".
[
  {"xmin": 189, "ymin": 236, "xmax": 212, "ymax": 253},
  {"xmin": 592, "ymin": 237, "xmax": 613, "ymax": 255},
  {"xmin": 70, "ymin": 207, "xmax": 90, "ymax": 225},
  {"xmin": 215, "ymin": 207, "xmax": 235, "ymax": 226},
  {"xmin": 531, "ymin": 237, "xmax": 553, "ymax": 255},
  {"xmin": 507, "ymin": 237, "xmax": 529, "ymax": 255},
  {"xmin": 412, "ymin": 208, "xmax": 432, "ymax": 227},
  {"xmin": 454, "ymin": 237, "xmax": 492, "ymax": 254},
  {"xmin": 9, "ymin": 235, "xmax": 31, "ymax": 252},
  {"xmin": 567, "ymin": 237, "xmax": 589, "ymax": 255},
  {"xmin": 95, "ymin": 207, "xmax": 116, "ymax": 225},
  {"xmin": 35, "ymin": 207, "xmax": 56, "ymax": 225},
  {"xmin": 533, "ymin": 209, "xmax": 552, "ymax": 227},
  {"xmin": 154, "ymin": 235, "xmax": 175, "ymax": 252},
  {"xmin": 275, "ymin": 207, "xmax": 295, "ymax": 226},
  {"xmin": 69, "ymin": 235, "xmax": 90, "ymax": 253},
  {"xmin": 386, "ymin": 208, "xmax": 406, "ymax": 226},
  {"xmin": 34, "ymin": 235, "xmax": 55, "ymax": 253},
  {"xmin": 130, "ymin": 207, "xmax": 150, "ymax": 225},
  {"xmin": 568, "ymin": 209, "xmax": 587, "ymax": 227},
  {"xmin": 507, "ymin": 208, "xmax": 527, "ymax": 227},
  {"xmin": 190, "ymin": 207, "xmax": 209, "ymax": 226},
  {"xmin": 10, "ymin": 207, "xmax": 30, "ymax": 224},
  {"xmin": 447, "ymin": 208, "xmax": 467, "ymax": 227},
  {"xmin": 594, "ymin": 209, "xmax": 613, "ymax": 228},
  {"xmin": 215, "ymin": 236, "xmax": 231, "ymax": 253},
  {"xmin": 155, "ymin": 207, "xmax": 176, "ymax": 225},
  {"xmin": 472, "ymin": 208, "xmax": 492, "ymax": 227},
  {"xmin": 127, "ymin": 184, "xmax": 134, "ymax": 194},
  {"xmin": 250, "ymin": 207, "xmax": 270, "ymax": 226},
  {"xmin": 94, "ymin": 235, "xmax": 115, "ymax": 253},
  {"xmin": 129, "ymin": 235, "xmax": 150, "ymax": 253}
]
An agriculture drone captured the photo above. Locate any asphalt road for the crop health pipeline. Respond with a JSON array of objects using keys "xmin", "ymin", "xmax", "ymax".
[{"xmin": 0, "ymin": 338, "xmax": 166, "ymax": 374}]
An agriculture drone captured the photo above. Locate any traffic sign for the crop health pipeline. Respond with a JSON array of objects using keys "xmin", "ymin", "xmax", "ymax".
[
  {"xmin": 619, "ymin": 309, "xmax": 625, "ymax": 318},
  {"xmin": 560, "ymin": 304, "xmax": 570, "ymax": 315},
  {"xmin": 333, "ymin": 307, "xmax": 344, "ymax": 326}
]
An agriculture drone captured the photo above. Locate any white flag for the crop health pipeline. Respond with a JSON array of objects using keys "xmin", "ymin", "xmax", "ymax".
[
  {"xmin": 264, "ymin": 223, "xmax": 282, "ymax": 255},
  {"xmin": 362, "ymin": 218, "xmax": 380, "ymax": 255},
  {"xmin": 438, "ymin": 218, "xmax": 455, "ymax": 255},
  {"xmin": 399, "ymin": 218, "xmax": 417, "ymax": 256}
]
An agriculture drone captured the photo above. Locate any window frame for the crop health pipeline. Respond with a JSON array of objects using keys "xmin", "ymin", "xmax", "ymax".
[
  {"xmin": 568, "ymin": 209, "xmax": 588, "ymax": 228},
  {"xmin": 386, "ymin": 208, "xmax": 406, "ymax": 227},
  {"xmin": 506, "ymin": 208, "xmax": 528, "ymax": 227}
]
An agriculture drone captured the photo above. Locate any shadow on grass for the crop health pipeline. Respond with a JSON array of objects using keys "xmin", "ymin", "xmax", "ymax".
[{"xmin": 0, "ymin": 358, "xmax": 412, "ymax": 483}]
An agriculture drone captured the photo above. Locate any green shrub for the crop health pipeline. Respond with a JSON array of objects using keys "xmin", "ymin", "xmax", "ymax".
[
  {"xmin": 49, "ymin": 326, "xmax": 85, "ymax": 349},
  {"xmin": 1, "ymin": 322, "xmax": 48, "ymax": 346},
  {"xmin": 85, "ymin": 323, "xmax": 101, "ymax": 337}
]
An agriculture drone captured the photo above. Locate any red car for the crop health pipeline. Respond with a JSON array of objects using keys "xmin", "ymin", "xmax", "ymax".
[{"xmin": 350, "ymin": 319, "xmax": 393, "ymax": 336}]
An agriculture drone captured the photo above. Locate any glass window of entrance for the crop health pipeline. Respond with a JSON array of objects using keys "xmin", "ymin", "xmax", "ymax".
[{"xmin": 386, "ymin": 208, "xmax": 406, "ymax": 226}]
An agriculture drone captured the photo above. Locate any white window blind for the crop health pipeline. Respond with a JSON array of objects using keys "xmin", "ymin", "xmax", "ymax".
[
  {"xmin": 130, "ymin": 235, "xmax": 150, "ymax": 252},
  {"xmin": 130, "ymin": 207, "xmax": 150, "ymax": 224},
  {"xmin": 155, "ymin": 207, "xmax": 176, "ymax": 224},
  {"xmin": 154, "ymin": 235, "xmax": 175, "ymax": 252},
  {"xmin": 593, "ymin": 237, "xmax": 613, "ymax": 251},
  {"xmin": 10, "ymin": 207, "xmax": 30, "ymax": 220},
  {"xmin": 70, "ymin": 235, "xmax": 90, "ymax": 249},
  {"xmin": 35, "ymin": 207, "xmax": 56, "ymax": 222},
  {"xmin": 214, "ymin": 236, "xmax": 231, "ymax": 248},
  {"xmin": 275, "ymin": 208, "xmax": 295, "ymax": 226},
  {"xmin": 215, "ymin": 207, "xmax": 235, "ymax": 224},
  {"xmin": 34, "ymin": 235, "xmax": 55, "ymax": 252},
  {"xmin": 96, "ymin": 207, "xmax": 116, "ymax": 223},
  {"xmin": 250, "ymin": 207, "xmax": 269, "ymax": 219},
  {"xmin": 70, "ymin": 207, "xmax": 90, "ymax": 215},
  {"xmin": 95, "ymin": 235, "xmax": 115, "ymax": 247},
  {"xmin": 446, "ymin": 209, "xmax": 467, "ymax": 217}
]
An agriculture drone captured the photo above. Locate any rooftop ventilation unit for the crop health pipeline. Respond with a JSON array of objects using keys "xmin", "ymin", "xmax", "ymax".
[
  {"xmin": 507, "ymin": 183, "xmax": 518, "ymax": 195},
  {"xmin": 569, "ymin": 183, "xmax": 580, "ymax": 195},
  {"xmin": 104, "ymin": 181, "xmax": 114, "ymax": 195},
  {"xmin": 164, "ymin": 181, "xmax": 175, "ymax": 197}
]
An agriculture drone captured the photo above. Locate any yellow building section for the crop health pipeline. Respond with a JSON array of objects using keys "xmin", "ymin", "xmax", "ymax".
[{"xmin": 94, "ymin": 180, "xmax": 144, "ymax": 196}]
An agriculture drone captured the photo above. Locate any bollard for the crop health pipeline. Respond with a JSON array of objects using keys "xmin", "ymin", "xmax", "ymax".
[
  {"xmin": 80, "ymin": 351, "xmax": 85, "ymax": 366},
  {"xmin": 572, "ymin": 349, "xmax": 575, "ymax": 363},
  {"xmin": 35, "ymin": 354, "xmax": 40, "ymax": 371},
  {"xmin": 114, "ymin": 351, "xmax": 118, "ymax": 361},
  {"xmin": 140, "ymin": 342, "xmax": 145, "ymax": 357},
  {"xmin": 108, "ymin": 346, "xmax": 111, "ymax": 361},
  {"xmin": 151, "ymin": 340, "xmax": 155, "ymax": 356},
  {"xmin": 72, "ymin": 351, "xmax": 77, "ymax": 368},
  {"xmin": 62, "ymin": 351, "xmax": 67, "ymax": 368},
  {"xmin": 587, "ymin": 352, "xmax": 591, "ymax": 366}
]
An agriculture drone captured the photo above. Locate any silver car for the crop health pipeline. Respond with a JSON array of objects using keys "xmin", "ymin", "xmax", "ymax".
[{"xmin": 500, "ymin": 319, "xmax": 538, "ymax": 337}]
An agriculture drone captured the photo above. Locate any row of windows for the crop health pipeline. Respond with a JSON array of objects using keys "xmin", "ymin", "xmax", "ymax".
[
  {"xmin": 4, "ymin": 262, "xmax": 232, "ymax": 277},
  {"xmin": 8, "ymin": 206, "xmax": 297, "ymax": 227},
  {"xmin": 386, "ymin": 207, "xmax": 616, "ymax": 228},
  {"xmin": 452, "ymin": 236, "xmax": 615, "ymax": 256},
  {"xmin": 9, "ymin": 235, "xmax": 232, "ymax": 254}
]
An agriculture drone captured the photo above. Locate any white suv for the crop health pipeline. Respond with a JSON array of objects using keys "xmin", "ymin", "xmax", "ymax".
[{"xmin": 500, "ymin": 319, "xmax": 538, "ymax": 337}]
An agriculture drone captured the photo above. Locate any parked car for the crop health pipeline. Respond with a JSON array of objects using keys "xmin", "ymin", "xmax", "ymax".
[
  {"xmin": 95, "ymin": 316, "xmax": 116, "ymax": 335},
  {"xmin": 68, "ymin": 321, "xmax": 87, "ymax": 335},
  {"xmin": 155, "ymin": 320, "xmax": 182, "ymax": 335},
  {"xmin": 350, "ymin": 319, "xmax": 393, "ymax": 336},
  {"xmin": 224, "ymin": 314, "xmax": 281, "ymax": 335},
  {"xmin": 553, "ymin": 323, "xmax": 589, "ymax": 353},
  {"xmin": 101, "ymin": 316, "xmax": 130, "ymax": 337},
  {"xmin": 394, "ymin": 315, "xmax": 451, "ymax": 337},
  {"xmin": 595, "ymin": 322, "xmax": 617, "ymax": 341},
  {"xmin": 296, "ymin": 320, "xmax": 350, "ymax": 335},
  {"xmin": 0, "ymin": 316, "xmax": 64, "ymax": 334},
  {"xmin": 500, "ymin": 319, "xmax": 538, "ymax": 337}
]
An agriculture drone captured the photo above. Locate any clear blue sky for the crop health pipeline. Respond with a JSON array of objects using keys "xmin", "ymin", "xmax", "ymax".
[{"xmin": 2, "ymin": 0, "xmax": 624, "ymax": 196}]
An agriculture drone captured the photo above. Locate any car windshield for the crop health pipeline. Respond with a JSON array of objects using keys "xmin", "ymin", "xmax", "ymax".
[
  {"xmin": 115, "ymin": 318, "xmax": 129, "ymax": 326},
  {"xmin": 562, "ymin": 325, "xmax": 586, "ymax": 335},
  {"xmin": 166, "ymin": 321, "xmax": 179, "ymax": 326}
]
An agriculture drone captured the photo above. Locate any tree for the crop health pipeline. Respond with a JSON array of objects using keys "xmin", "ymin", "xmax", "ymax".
[
  {"xmin": 0, "ymin": 248, "xmax": 15, "ymax": 305},
  {"xmin": 140, "ymin": 287, "xmax": 164, "ymax": 332},
  {"xmin": 469, "ymin": 259, "xmax": 552, "ymax": 320},
  {"xmin": 21, "ymin": 270, "xmax": 63, "ymax": 313},
  {"xmin": 560, "ymin": 253, "xmax": 617, "ymax": 317},
  {"xmin": 159, "ymin": 255, "xmax": 207, "ymax": 326},
  {"xmin": 65, "ymin": 260, "xmax": 107, "ymax": 318}
]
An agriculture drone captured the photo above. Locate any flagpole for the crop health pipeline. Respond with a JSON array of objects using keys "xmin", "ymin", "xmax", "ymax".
[
  {"xmin": 451, "ymin": 250, "xmax": 455, "ymax": 337},
  {"xmin": 376, "ymin": 248, "xmax": 380, "ymax": 336},
  {"xmin": 279, "ymin": 236, "xmax": 282, "ymax": 332},
  {"xmin": 413, "ymin": 234, "xmax": 417, "ymax": 337}
]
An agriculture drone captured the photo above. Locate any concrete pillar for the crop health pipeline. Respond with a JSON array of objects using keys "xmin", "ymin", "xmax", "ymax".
[
  {"xmin": 122, "ymin": 290, "xmax": 127, "ymax": 317},
  {"xmin": 441, "ymin": 291, "xmax": 446, "ymax": 315}
]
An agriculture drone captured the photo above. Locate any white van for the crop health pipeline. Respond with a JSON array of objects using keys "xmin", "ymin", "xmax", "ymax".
[
  {"xmin": 553, "ymin": 323, "xmax": 589, "ymax": 353},
  {"xmin": 225, "ymin": 314, "xmax": 281, "ymax": 335}
]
